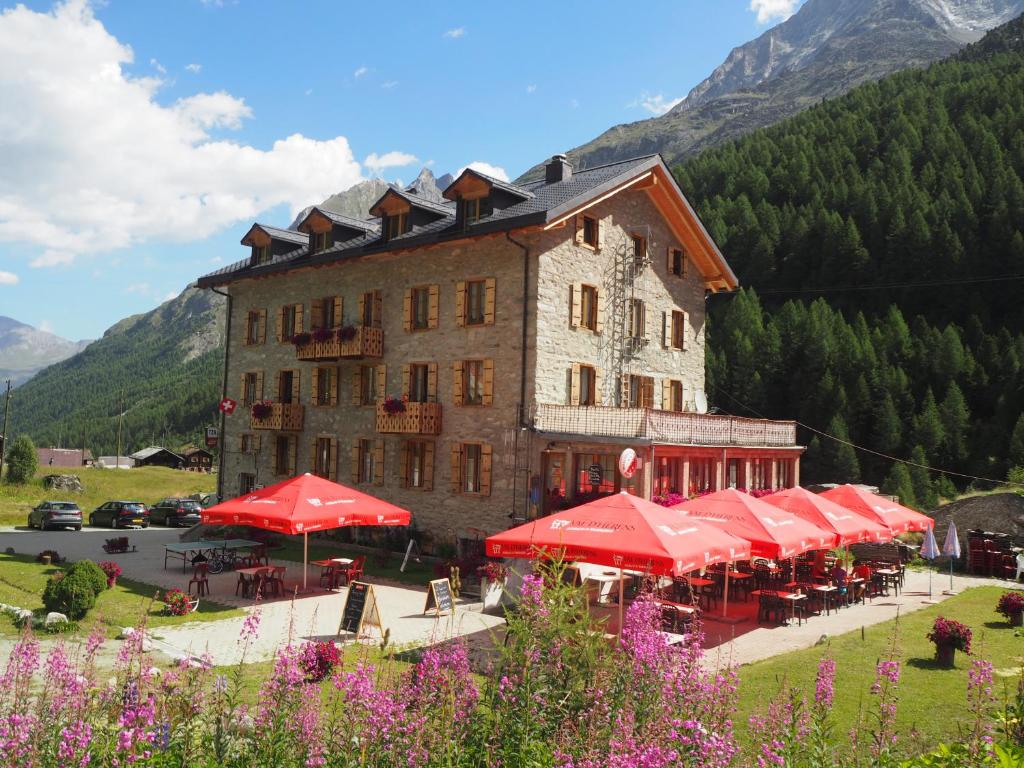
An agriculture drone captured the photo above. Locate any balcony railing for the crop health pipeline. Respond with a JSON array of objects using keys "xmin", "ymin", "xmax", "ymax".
[
  {"xmin": 375, "ymin": 401, "xmax": 442, "ymax": 435},
  {"xmin": 295, "ymin": 326, "xmax": 383, "ymax": 361},
  {"xmin": 533, "ymin": 404, "xmax": 797, "ymax": 447},
  {"xmin": 250, "ymin": 402, "xmax": 305, "ymax": 431}
]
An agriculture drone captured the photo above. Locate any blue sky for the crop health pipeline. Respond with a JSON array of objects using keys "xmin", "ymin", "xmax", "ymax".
[{"xmin": 0, "ymin": 0, "xmax": 801, "ymax": 340}]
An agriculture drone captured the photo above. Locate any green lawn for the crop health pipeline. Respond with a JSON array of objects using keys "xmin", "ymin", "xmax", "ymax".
[
  {"xmin": 0, "ymin": 466, "xmax": 216, "ymax": 527},
  {"xmin": 0, "ymin": 552, "xmax": 241, "ymax": 638},
  {"xmin": 735, "ymin": 586, "xmax": 1024, "ymax": 756},
  {"xmin": 269, "ymin": 537, "xmax": 438, "ymax": 588}
]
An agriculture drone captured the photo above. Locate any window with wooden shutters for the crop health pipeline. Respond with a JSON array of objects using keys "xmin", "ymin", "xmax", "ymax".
[
  {"xmin": 631, "ymin": 234, "xmax": 647, "ymax": 270},
  {"xmin": 313, "ymin": 367, "xmax": 337, "ymax": 406},
  {"xmin": 313, "ymin": 437, "xmax": 336, "ymax": 479},
  {"xmin": 373, "ymin": 439, "xmax": 385, "ymax": 485},
  {"xmin": 484, "ymin": 278, "xmax": 496, "ymax": 324},
  {"xmin": 577, "ymin": 364, "xmax": 597, "ymax": 406},
  {"xmin": 464, "ymin": 279, "xmax": 486, "ymax": 326},
  {"xmin": 576, "ymin": 214, "xmax": 599, "ymax": 249},
  {"xmin": 375, "ymin": 364, "xmax": 387, "ymax": 401},
  {"xmin": 274, "ymin": 435, "xmax": 290, "ymax": 475},
  {"xmin": 463, "ymin": 443, "xmax": 482, "ymax": 493},
  {"xmin": 662, "ymin": 379, "xmax": 683, "ymax": 412},
  {"xmin": 242, "ymin": 372, "xmax": 259, "ymax": 406},
  {"xmin": 450, "ymin": 444, "xmax": 463, "ymax": 493},
  {"xmin": 245, "ymin": 310, "xmax": 261, "ymax": 345},
  {"xmin": 671, "ymin": 310, "xmax": 687, "ymax": 350},
  {"xmin": 355, "ymin": 366, "xmax": 375, "ymax": 406},
  {"xmin": 629, "ymin": 299, "xmax": 645, "ymax": 340},
  {"xmin": 625, "ymin": 375, "xmax": 655, "ymax": 408},
  {"xmin": 455, "ymin": 443, "xmax": 492, "ymax": 495},
  {"xmin": 461, "ymin": 360, "xmax": 487, "ymax": 405},
  {"xmin": 407, "ymin": 363, "xmax": 429, "ymax": 403},
  {"xmin": 452, "ymin": 361, "xmax": 464, "ymax": 406},
  {"xmin": 239, "ymin": 473, "xmax": 257, "ymax": 494},
  {"xmin": 279, "ymin": 304, "xmax": 302, "ymax": 341},
  {"xmin": 428, "ymin": 284, "xmax": 439, "ymax": 329},
  {"xmin": 403, "ymin": 440, "xmax": 433, "ymax": 489},
  {"xmin": 668, "ymin": 247, "xmax": 687, "ymax": 278},
  {"xmin": 354, "ymin": 438, "xmax": 375, "ymax": 484},
  {"xmin": 278, "ymin": 369, "xmax": 299, "ymax": 404},
  {"xmin": 579, "ymin": 285, "xmax": 598, "ymax": 331},
  {"xmin": 240, "ymin": 433, "xmax": 261, "ymax": 454},
  {"xmin": 406, "ymin": 287, "xmax": 430, "ymax": 331},
  {"xmin": 252, "ymin": 245, "xmax": 269, "ymax": 265}
]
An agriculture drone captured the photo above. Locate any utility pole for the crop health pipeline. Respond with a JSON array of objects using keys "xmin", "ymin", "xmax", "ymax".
[
  {"xmin": 0, "ymin": 380, "xmax": 11, "ymax": 482},
  {"xmin": 115, "ymin": 389, "xmax": 124, "ymax": 468}
]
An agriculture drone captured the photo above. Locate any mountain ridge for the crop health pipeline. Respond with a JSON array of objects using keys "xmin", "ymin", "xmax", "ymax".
[{"xmin": 0, "ymin": 316, "xmax": 91, "ymax": 386}]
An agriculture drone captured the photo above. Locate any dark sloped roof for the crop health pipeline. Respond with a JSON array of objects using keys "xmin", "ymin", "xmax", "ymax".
[
  {"xmin": 200, "ymin": 154, "xmax": 673, "ymax": 288},
  {"xmin": 443, "ymin": 168, "xmax": 535, "ymax": 201},
  {"xmin": 300, "ymin": 207, "xmax": 380, "ymax": 233},
  {"xmin": 248, "ymin": 224, "xmax": 307, "ymax": 245},
  {"xmin": 369, "ymin": 186, "xmax": 454, "ymax": 217}
]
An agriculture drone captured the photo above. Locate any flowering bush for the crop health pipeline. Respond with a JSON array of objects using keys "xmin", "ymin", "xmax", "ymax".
[
  {"xmin": 298, "ymin": 640, "xmax": 340, "ymax": 683},
  {"xmin": 382, "ymin": 395, "xmax": 407, "ymax": 414},
  {"xmin": 338, "ymin": 324, "xmax": 357, "ymax": 341},
  {"xmin": 653, "ymin": 491, "xmax": 686, "ymax": 507},
  {"xmin": 311, "ymin": 326, "xmax": 334, "ymax": 343},
  {"xmin": 997, "ymin": 591, "xmax": 1024, "ymax": 619},
  {"xmin": 477, "ymin": 561, "xmax": 507, "ymax": 582},
  {"xmin": 250, "ymin": 400, "xmax": 273, "ymax": 419},
  {"xmin": 161, "ymin": 588, "xmax": 194, "ymax": 616},
  {"xmin": 97, "ymin": 560, "xmax": 121, "ymax": 588},
  {"xmin": 290, "ymin": 331, "xmax": 312, "ymax": 345},
  {"xmin": 927, "ymin": 615, "xmax": 973, "ymax": 652}
]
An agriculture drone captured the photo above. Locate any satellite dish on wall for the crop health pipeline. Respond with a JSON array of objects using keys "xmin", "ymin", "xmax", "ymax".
[{"xmin": 694, "ymin": 390, "xmax": 708, "ymax": 414}]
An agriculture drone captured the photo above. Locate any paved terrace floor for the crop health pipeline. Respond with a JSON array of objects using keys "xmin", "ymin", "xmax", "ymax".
[{"xmin": 0, "ymin": 526, "xmax": 1018, "ymax": 669}]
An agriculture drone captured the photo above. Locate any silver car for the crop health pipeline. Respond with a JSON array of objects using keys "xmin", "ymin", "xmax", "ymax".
[{"xmin": 27, "ymin": 501, "xmax": 83, "ymax": 531}]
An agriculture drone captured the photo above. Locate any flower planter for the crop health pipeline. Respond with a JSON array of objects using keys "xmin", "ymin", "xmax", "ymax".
[
  {"xmin": 40, "ymin": 555, "xmax": 52, "ymax": 566},
  {"xmin": 481, "ymin": 577, "xmax": 505, "ymax": 614},
  {"xmin": 935, "ymin": 643, "xmax": 956, "ymax": 668},
  {"xmin": 1011, "ymin": 610, "xmax": 1023, "ymax": 628}
]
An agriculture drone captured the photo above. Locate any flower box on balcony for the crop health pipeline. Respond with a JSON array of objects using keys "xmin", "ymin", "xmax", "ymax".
[
  {"xmin": 250, "ymin": 402, "xmax": 304, "ymax": 431},
  {"xmin": 375, "ymin": 401, "xmax": 442, "ymax": 435},
  {"xmin": 295, "ymin": 326, "xmax": 383, "ymax": 361}
]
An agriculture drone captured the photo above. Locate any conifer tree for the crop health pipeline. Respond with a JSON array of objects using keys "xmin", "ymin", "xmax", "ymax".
[
  {"xmin": 882, "ymin": 462, "xmax": 916, "ymax": 508},
  {"xmin": 908, "ymin": 445, "xmax": 938, "ymax": 510}
]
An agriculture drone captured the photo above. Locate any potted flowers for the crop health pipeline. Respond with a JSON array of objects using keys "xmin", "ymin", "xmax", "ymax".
[
  {"xmin": 338, "ymin": 325, "xmax": 357, "ymax": 341},
  {"xmin": 291, "ymin": 331, "xmax": 312, "ymax": 346},
  {"xmin": 98, "ymin": 560, "xmax": 122, "ymax": 588},
  {"xmin": 162, "ymin": 588, "xmax": 198, "ymax": 616},
  {"xmin": 382, "ymin": 396, "xmax": 407, "ymax": 415},
  {"xmin": 251, "ymin": 400, "xmax": 273, "ymax": 420},
  {"xmin": 312, "ymin": 326, "xmax": 334, "ymax": 343},
  {"xmin": 997, "ymin": 592, "xmax": 1024, "ymax": 627},
  {"xmin": 477, "ymin": 562, "xmax": 507, "ymax": 613},
  {"xmin": 926, "ymin": 616, "xmax": 972, "ymax": 667}
]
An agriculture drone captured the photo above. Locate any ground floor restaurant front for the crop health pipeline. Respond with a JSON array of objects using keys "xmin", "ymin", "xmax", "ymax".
[{"xmin": 535, "ymin": 441, "xmax": 804, "ymax": 517}]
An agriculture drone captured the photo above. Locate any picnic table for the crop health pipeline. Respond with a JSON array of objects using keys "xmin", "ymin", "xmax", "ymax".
[{"xmin": 164, "ymin": 539, "xmax": 262, "ymax": 572}]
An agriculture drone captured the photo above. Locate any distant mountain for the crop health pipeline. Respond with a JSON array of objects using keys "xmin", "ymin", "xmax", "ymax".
[
  {"xmin": 290, "ymin": 168, "xmax": 454, "ymax": 228},
  {"xmin": 0, "ymin": 317, "xmax": 90, "ymax": 386},
  {"xmin": 518, "ymin": 0, "xmax": 1024, "ymax": 180},
  {"xmin": 7, "ymin": 287, "xmax": 225, "ymax": 456}
]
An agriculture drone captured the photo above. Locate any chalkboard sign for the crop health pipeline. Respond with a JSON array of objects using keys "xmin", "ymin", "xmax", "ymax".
[
  {"xmin": 338, "ymin": 581, "xmax": 381, "ymax": 637},
  {"xmin": 587, "ymin": 463, "xmax": 603, "ymax": 485},
  {"xmin": 424, "ymin": 578, "xmax": 454, "ymax": 615}
]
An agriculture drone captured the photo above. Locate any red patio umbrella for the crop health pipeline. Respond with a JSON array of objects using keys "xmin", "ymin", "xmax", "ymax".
[
  {"xmin": 486, "ymin": 491, "xmax": 752, "ymax": 633},
  {"xmin": 673, "ymin": 488, "xmax": 837, "ymax": 559},
  {"xmin": 819, "ymin": 484, "xmax": 933, "ymax": 535},
  {"xmin": 763, "ymin": 486, "xmax": 892, "ymax": 547},
  {"xmin": 202, "ymin": 473, "xmax": 411, "ymax": 590}
]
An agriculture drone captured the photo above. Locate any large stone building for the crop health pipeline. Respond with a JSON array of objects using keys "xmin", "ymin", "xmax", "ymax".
[{"xmin": 198, "ymin": 154, "xmax": 803, "ymax": 548}]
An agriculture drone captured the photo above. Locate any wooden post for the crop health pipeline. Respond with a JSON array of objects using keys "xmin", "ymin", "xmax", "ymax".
[{"xmin": 0, "ymin": 379, "xmax": 10, "ymax": 482}]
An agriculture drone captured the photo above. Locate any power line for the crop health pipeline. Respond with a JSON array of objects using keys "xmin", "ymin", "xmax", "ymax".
[
  {"xmin": 711, "ymin": 384, "xmax": 1024, "ymax": 489},
  {"xmin": 734, "ymin": 273, "xmax": 1024, "ymax": 297}
]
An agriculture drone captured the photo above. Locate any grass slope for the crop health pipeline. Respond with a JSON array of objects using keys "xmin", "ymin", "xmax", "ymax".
[
  {"xmin": 0, "ymin": 466, "xmax": 216, "ymax": 527},
  {"xmin": 0, "ymin": 553, "xmax": 241, "ymax": 638},
  {"xmin": 735, "ymin": 586, "xmax": 1024, "ymax": 755}
]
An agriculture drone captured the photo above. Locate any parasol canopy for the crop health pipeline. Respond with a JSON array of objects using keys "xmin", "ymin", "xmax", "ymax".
[
  {"xmin": 673, "ymin": 488, "xmax": 837, "ymax": 559},
  {"xmin": 819, "ymin": 484, "xmax": 933, "ymax": 535},
  {"xmin": 485, "ymin": 491, "xmax": 751, "ymax": 576},
  {"xmin": 763, "ymin": 486, "xmax": 892, "ymax": 546}
]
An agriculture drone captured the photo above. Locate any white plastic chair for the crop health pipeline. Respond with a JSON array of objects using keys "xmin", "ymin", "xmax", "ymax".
[{"xmin": 1014, "ymin": 553, "xmax": 1024, "ymax": 581}]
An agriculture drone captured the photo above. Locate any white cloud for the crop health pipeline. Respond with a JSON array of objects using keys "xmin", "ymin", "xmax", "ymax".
[
  {"xmin": 381, "ymin": 80, "xmax": 398, "ymax": 89},
  {"xmin": 29, "ymin": 250, "xmax": 75, "ymax": 268},
  {"xmin": 0, "ymin": 270, "xmax": 18, "ymax": 285},
  {"xmin": 124, "ymin": 282, "xmax": 150, "ymax": 295},
  {"xmin": 353, "ymin": 66, "xmax": 368, "ymax": 79},
  {"xmin": 526, "ymin": 84, "xmax": 537, "ymax": 94},
  {"xmin": 637, "ymin": 93, "xmax": 685, "ymax": 116},
  {"xmin": 0, "ymin": 0, "xmax": 370, "ymax": 268},
  {"xmin": 149, "ymin": 57, "xmax": 166, "ymax": 75},
  {"xmin": 38, "ymin": 319, "xmax": 53, "ymax": 332},
  {"xmin": 457, "ymin": 162, "xmax": 509, "ymax": 182},
  {"xmin": 749, "ymin": 0, "xmax": 799, "ymax": 24},
  {"xmin": 185, "ymin": 63, "xmax": 202, "ymax": 74},
  {"xmin": 173, "ymin": 91, "xmax": 252, "ymax": 130},
  {"xmin": 443, "ymin": 27, "xmax": 465, "ymax": 39},
  {"xmin": 364, "ymin": 151, "xmax": 419, "ymax": 174}
]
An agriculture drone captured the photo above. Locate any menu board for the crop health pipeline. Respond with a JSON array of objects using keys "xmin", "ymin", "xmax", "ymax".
[
  {"xmin": 424, "ymin": 578, "xmax": 454, "ymax": 615},
  {"xmin": 338, "ymin": 581, "xmax": 381, "ymax": 637}
]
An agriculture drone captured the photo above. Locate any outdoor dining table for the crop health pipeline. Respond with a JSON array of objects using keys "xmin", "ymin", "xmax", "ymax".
[
  {"xmin": 235, "ymin": 565, "xmax": 286, "ymax": 599},
  {"xmin": 875, "ymin": 568, "xmax": 900, "ymax": 596},
  {"xmin": 653, "ymin": 599, "xmax": 698, "ymax": 632},
  {"xmin": 311, "ymin": 558, "xmax": 354, "ymax": 589},
  {"xmin": 807, "ymin": 584, "xmax": 839, "ymax": 615},
  {"xmin": 848, "ymin": 577, "xmax": 867, "ymax": 603},
  {"xmin": 751, "ymin": 589, "xmax": 808, "ymax": 625}
]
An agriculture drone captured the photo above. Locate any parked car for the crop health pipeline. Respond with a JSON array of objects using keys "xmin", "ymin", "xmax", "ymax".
[
  {"xmin": 149, "ymin": 498, "xmax": 203, "ymax": 527},
  {"xmin": 27, "ymin": 501, "xmax": 82, "ymax": 531},
  {"xmin": 89, "ymin": 501, "xmax": 150, "ymax": 529},
  {"xmin": 188, "ymin": 492, "xmax": 219, "ymax": 508}
]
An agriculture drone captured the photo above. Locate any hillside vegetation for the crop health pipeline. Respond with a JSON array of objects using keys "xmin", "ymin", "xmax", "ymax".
[
  {"xmin": 678, "ymin": 14, "xmax": 1024, "ymax": 501},
  {"xmin": 7, "ymin": 287, "xmax": 224, "ymax": 457}
]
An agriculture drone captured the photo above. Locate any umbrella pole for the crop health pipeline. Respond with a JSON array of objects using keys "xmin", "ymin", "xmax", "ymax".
[
  {"xmin": 617, "ymin": 574, "xmax": 624, "ymax": 641},
  {"xmin": 722, "ymin": 568, "xmax": 730, "ymax": 618},
  {"xmin": 303, "ymin": 531, "xmax": 308, "ymax": 592}
]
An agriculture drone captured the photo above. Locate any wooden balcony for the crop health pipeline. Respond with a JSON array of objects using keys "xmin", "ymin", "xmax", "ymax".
[
  {"xmin": 250, "ymin": 402, "xmax": 305, "ymax": 431},
  {"xmin": 533, "ymin": 404, "xmax": 797, "ymax": 447},
  {"xmin": 375, "ymin": 401, "xmax": 442, "ymax": 435},
  {"xmin": 295, "ymin": 326, "xmax": 383, "ymax": 361}
]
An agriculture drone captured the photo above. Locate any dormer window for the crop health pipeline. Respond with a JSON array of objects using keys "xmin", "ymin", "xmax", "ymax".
[
  {"xmin": 310, "ymin": 231, "xmax": 331, "ymax": 253},
  {"xmin": 385, "ymin": 212, "xmax": 409, "ymax": 241},
  {"xmin": 252, "ymin": 245, "xmax": 269, "ymax": 265},
  {"xmin": 461, "ymin": 197, "xmax": 485, "ymax": 225}
]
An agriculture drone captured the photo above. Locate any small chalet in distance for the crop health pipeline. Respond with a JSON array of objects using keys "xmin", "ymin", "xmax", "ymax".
[{"xmin": 198, "ymin": 153, "xmax": 804, "ymax": 547}]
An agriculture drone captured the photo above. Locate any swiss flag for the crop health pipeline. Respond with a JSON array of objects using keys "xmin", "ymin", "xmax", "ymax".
[{"xmin": 219, "ymin": 398, "xmax": 238, "ymax": 415}]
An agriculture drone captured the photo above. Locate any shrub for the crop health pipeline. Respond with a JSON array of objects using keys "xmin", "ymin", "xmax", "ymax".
[
  {"xmin": 997, "ymin": 592, "xmax": 1024, "ymax": 619},
  {"xmin": 97, "ymin": 560, "xmax": 122, "ymax": 588},
  {"xmin": 3, "ymin": 434, "xmax": 38, "ymax": 485},
  {"xmin": 41, "ymin": 561, "xmax": 108, "ymax": 620},
  {"xmin": 927, "ymin": 616, "xmax": 973, "ymax": 653}
]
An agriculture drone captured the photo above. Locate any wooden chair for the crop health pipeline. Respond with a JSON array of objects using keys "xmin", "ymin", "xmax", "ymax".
[{"xmin": 188, "ymin": 563, "xmax": 209, "ymax": 597}]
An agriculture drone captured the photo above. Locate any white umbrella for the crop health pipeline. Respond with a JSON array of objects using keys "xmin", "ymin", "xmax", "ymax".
[
  {"xmin": 942, "ymin": 522, "xmax": 961, "ymax": 594},
  {"xmin": 920, "ymin": 525, "xmax": 940, "ymax": 601}
]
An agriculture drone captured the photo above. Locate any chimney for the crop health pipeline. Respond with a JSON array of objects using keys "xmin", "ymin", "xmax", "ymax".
[{"xmin": 545, "ymin": 153, "xmax": 573, "ymax": 183}]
